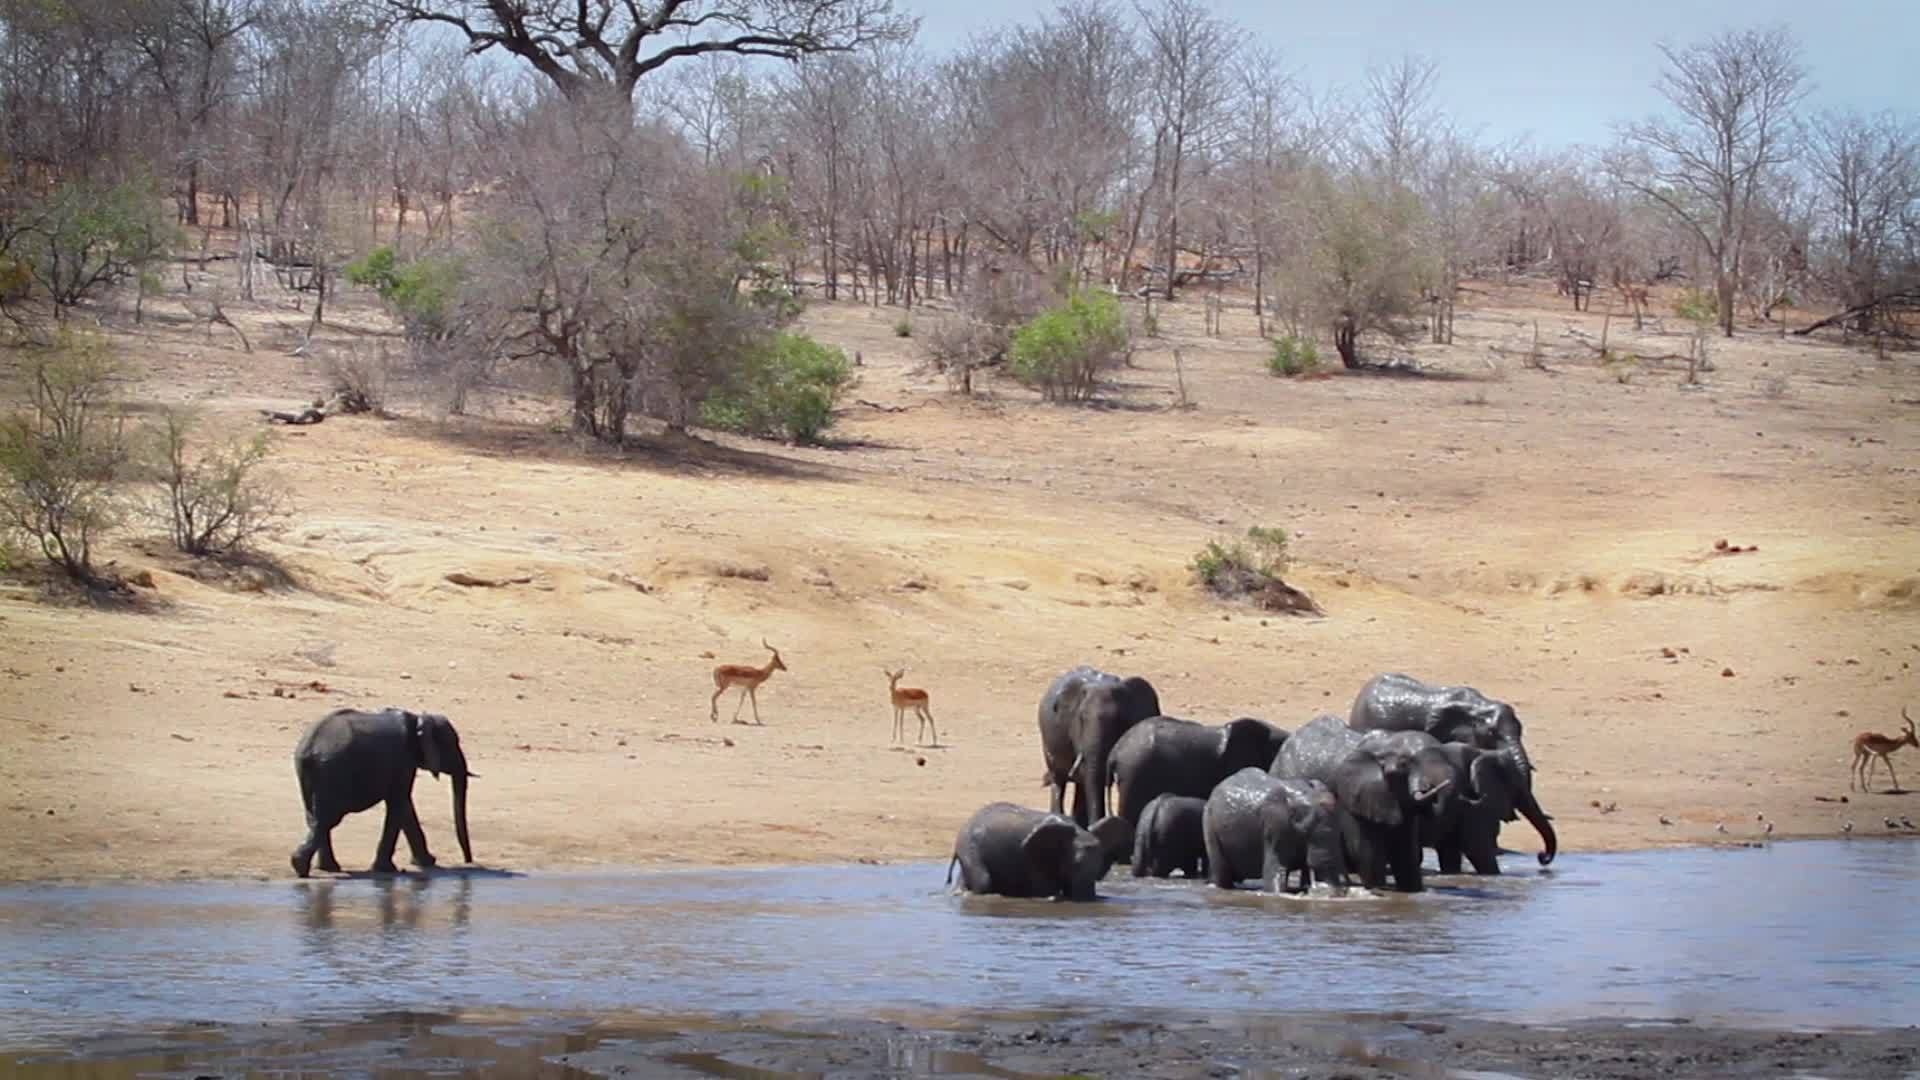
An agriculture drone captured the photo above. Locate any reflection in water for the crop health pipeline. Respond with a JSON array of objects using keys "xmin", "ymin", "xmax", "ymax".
[{"xmin": 0, "ymin": 841, "xmax": 1916, "ymax": 1047}]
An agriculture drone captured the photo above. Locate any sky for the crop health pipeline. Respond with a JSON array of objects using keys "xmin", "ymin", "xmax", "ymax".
[{"xmin": 902, "ymin": 0, "xmax": 1920, "ymax": 150}]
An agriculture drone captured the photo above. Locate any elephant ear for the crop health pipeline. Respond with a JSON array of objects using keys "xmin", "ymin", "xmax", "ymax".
[
  {"xmin": 1219, "ymin": 719, "xmax": 1271, "ymax": 770},
  {"xmin": 1471, "ymin": 749, "xmax": 1521, "ymax": 822},
  {"xmin": 1021, "ymin": 818, "xmax": 1080, "ymax": 887},
  {"xmin": 1088, "ymin": 814, "xmax": 1131, "ymax": 870},
  {"xmin": 417, "ymin": 713, "xmax": 453, "ymax": 778},
  {"xmin": 1337, "ymin": 754, "xmax": 1402, "ymax": 827}
]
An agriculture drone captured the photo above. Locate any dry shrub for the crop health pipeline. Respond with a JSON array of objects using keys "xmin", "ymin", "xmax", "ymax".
[{"xmin": 326, "ymin": 343, "xmax": 391, "ymax": 415}]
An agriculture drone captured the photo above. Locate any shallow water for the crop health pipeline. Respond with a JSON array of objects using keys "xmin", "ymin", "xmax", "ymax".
[{"xmin": 2, "ymin": 839, "xmax": 1917, "ymax": 1050}]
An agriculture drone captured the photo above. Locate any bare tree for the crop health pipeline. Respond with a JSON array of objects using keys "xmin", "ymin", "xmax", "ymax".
[
  {"xmin": 377, "ymin": 0, "xmax": 914, "ymax": 105},
  {"xmin": 1802, "ymin": 109, "xmax": 1920, "ymax": 333},
  {"xmin": 1135, "ymin": 0, "xmax": 1236, "ymax": 300},
  {"xmin": 1364, "ymin": 52, "xmax": 1438, "ymax": 187},
  {"xmin": 1615, "ymin": 25, "xmax": 1808, "ymax": 337}
]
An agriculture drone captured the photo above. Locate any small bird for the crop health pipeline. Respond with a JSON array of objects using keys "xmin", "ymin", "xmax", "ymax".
[
  {"xmin": 1658, "ymin": 815, "xmax": 1674, "ymax": 826},
  {"xmin": 1903, "ymin": 816, "xmax": 1916, "ymax": 830},
  {"xmin": 1598, "ymin": 800, "xmax": 1618, "ymax": 814},
  {"xmin": 1886, "ymin": 817, "xmax": 1900, "ymax": 830},
  {"xmin": 1715, "ymin": 822, "xmax": 1727, "ymax": 834},
  {"xmin": 1764, "ymin": 821, "xmax": 1775, "ymax": 837},
  {"xmin": 1756, "ymin": 812, "xmax": 1766, "ymax": 823},
  {"xmin": 1842, "ymin": 821, "xmax": 1854, "ymax": 835}
]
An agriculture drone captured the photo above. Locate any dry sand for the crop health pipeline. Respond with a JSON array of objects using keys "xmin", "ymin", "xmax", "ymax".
[{"xmin": 2, "ymin": 274, "xmax": 1916, "ymax": 883}]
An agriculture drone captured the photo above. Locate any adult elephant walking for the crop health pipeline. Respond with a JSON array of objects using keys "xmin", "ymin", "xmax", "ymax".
[
  {"xmin": 1038, "ymin": 666, "xmax": 1161, "ymax": 827},
  {"xmin": 948, "ymin": 803, "xmax": 1130, "ymax": 900},
  {"xmin": 1348, "ymin": 673, "xmax": 1554, "ymax": 867},
  {"xmin": 291, "ymin": 707, "xmax": 475, "ymax": 878},
  {"xmin": 1109, "ymin": 716, "xmax": 1289, "ymax": 826},
  {"xmin": 1273, "ymin": 715, "xmax": 1449, "ymax": 892}
]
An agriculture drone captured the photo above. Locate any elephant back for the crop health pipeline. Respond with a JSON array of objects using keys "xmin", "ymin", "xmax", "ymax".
[
  {"xmin": 1272, "ymin": 714, "xmax": 1361, "ymax": 783},
  {"xmin": 1347, "ymin": 672, "xmax": 1443, "ymax": 733}
]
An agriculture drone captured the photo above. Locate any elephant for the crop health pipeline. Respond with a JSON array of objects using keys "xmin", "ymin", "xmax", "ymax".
[
  {"xmin": 1202, "ymin": 768, "xmax": 1348, "ymax": 894},
  {"xmin": 1108, "ymin": 715, "xmax": 1290, "ymax": 829},
  {"xmin": 290, "ymin": 707, "xmax": 475, "ymax": 878},
  {"xmin": 1038, "ymin": 666, "xmax": 1162, "ymax": 827},
  {"xmin": 1422, "ymin": 741, "xmax": 1557, "ymax": 873},
  {"xmin": 1348, "ymin": 673, "xmax": 1554, "ymax": 867},
  {"xmin": 1272, "ymin": 714, "xmax": 1450, "ymax": 892},
  {"xmin": 947, "ymin": 802, "xmax": 1130, "ymax": 900},
  {"xmin": 1131, "ymin": 794, "xmax": 1209, "ymax": 879}
]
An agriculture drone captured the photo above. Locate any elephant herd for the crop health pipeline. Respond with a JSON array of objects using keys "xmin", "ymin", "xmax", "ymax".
[
  {"xmin": 948, "ymin": 668, "xmax": 1557, "ymax": 899},
  {"xmin": 281, "ymin": 671, "xmax": 1553, "ymax": 900}
]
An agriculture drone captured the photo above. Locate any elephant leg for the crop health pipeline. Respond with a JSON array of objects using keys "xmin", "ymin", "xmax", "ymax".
[
  {"xmin": 1436, "ymin": 839, "xmax": 1464, "ymax": 876},
  {"xmin": 957, "ymin": 848, "xmax": 991, "ymax": 895},
  {"xmin": 1204, "ymin": 827, "xmax": 1234, "ymax": 889},
  {"xmin": 1387, "ymin": 828, "xmax": 1424, "ymax": 892},
  {"xmin": 1069, "ymin": 781, "xmax": 1089, "ymax": 828},
  {"xmin": 1465, "ymin": 837, "xmax": 1502, "ymax": 875},
  {"xmin": 1048, "ymin": 775, "xmax": 1066, "ymax": 816},
  {"xmin": 398, "ymin": 799, "xmax": 437, "ymax": 869},
  {"xmin": 317, "ymin": 830, "xmax": 343, "ymax": 874},
  {"xmin": 371, "ymin": 800, "xmax": 405, "ymax": 873},
  {"xmin": 292, "ymin": 810, "xmax": 336, "ymax": 878}
]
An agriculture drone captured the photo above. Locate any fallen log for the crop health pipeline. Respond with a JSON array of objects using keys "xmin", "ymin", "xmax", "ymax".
[{"xmin": 1795, "ymin": 290, "xmax": 1920, "ymax": 336}]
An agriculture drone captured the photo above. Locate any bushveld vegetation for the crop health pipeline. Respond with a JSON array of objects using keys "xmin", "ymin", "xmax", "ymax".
[{"xmin": 0, "ymin": 1, "xmax": 1912, "ymax": 435}]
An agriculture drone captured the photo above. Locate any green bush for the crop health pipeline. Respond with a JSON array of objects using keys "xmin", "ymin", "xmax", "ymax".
[
  {"xmin": 1266, "ymin": 335, "xmax": 1321, "ymax": 377},
  {"xmin": 1189, "ymin": 525, "xmax": 1320, "ymax": 614},
  {"xmin": 893, "ymin": 316, "xmax": 912, "ymax": 338},
  {"xmin": 1007, "ymin": 290, "xmax": 1130, "ymax": 402},
  {"xmin": 0, "ymin": 330, "xmax": 133, "ymax": 583},
  {"xmin": 701, "ymin": 333, "xmax": 854, "ymax": 444},
  {"xmin": 345, "ymin": 246, "xmax": 461, "ymax": 339}
]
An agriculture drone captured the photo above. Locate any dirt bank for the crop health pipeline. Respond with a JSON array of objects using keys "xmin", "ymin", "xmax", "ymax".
[
  {"xmin": 2, "ymin": 277, "xmax": 1917, "ymax": 883},
  {"xmin": 8, "ymin": 1007, "xmax": 1919, "ymax": 1079}
]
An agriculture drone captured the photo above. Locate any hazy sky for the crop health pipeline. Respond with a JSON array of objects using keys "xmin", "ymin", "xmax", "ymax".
[{"xmin": 903, "ymin": 0, "xmax": 1919, "ymax": 149}]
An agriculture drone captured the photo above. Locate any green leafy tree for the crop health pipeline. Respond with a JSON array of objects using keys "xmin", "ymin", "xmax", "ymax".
[{"xmin": 13, "ymin": 179, "xmax": 178, "ymax": 318}]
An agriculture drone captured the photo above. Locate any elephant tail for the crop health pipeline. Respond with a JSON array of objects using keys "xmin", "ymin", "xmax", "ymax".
[{"xmin": 946, "ymin": 854, "xmax": 959, "ymax": 889}]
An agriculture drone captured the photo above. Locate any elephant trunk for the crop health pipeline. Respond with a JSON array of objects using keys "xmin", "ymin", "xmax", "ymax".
[
  {"xmin": 1412, "ymin": 777, "xmax": 1452, "ymax": 805},
  {"xmin": 1518, "ymin": 789, "xmax": 1556, "ymax": 866},
  {"xmin": 452, "ymin": 772, "xmax": 473, "ymax": 864}
]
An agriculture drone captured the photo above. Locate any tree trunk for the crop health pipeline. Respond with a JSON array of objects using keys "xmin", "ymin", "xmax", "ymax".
[{"xmin": 1335, "ymin": 317, "xmax": 1359, "ymax": 369}]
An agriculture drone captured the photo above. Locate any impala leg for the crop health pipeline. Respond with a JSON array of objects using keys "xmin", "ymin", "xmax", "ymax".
[
  {"xmin": 1887, "ymin": 756, "xmax": 1902, "ymax": 793},
  {"xmin": 921, "ymin": 705, "xmax": 938, "ymax": 747},
  {"xmin": 711, "ymin": 685, "xmax": 726, "ymax": 723},
  {"xmin": 748, "ymin": 687, "xmax": 763, "ymax": 725}
]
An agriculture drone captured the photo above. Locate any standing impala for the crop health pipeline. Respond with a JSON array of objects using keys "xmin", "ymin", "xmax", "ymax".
[
  {"xmin": 710, "ymin": 639, "xmax": 786, "ymax": 725},
  {"xmin": 1851, "ymin": 707, "xmax": 1919, "ymax": 793},
  {"xmin": 886, "ymin": 668, "xmax": 938, "ymax": 747}
]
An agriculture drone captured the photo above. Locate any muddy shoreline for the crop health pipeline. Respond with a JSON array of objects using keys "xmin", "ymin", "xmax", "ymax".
[{"xmin": 6, "ymin": 1008, "xmax": 1918, "ymax": 1079}]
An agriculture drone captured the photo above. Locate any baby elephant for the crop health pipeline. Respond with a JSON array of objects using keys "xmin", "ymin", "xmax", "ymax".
[
  {"xmin": 1131, "ymin": 794, "xmax": 1209, "ymax": 879},
  {"xmin": 1203, "ymin": 768, "xmax": 1348, "ymax": 894},
  {"xmin": 291, "ymin": 706, "xmax": 475, "ymax": 878},
  {"xmin": 948, "ymin": 802, "xmax": 1129, "ymax": 900}
]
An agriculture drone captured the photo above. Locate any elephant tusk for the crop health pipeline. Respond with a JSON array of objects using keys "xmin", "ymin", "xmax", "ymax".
[{"xmin": 1414, "ymin": 778, "xmax": 1452, "ymax": 803}]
